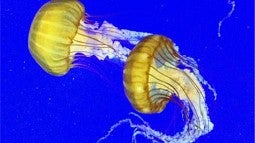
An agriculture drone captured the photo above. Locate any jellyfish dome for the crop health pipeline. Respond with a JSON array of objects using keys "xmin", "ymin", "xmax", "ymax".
[
  {"xmin": 28, "ymin": 0, "xmax": 85, "ymax": 75},
  {"xmin": 28, "ymin": 0, "xmax": 151, "ymax": 76}
]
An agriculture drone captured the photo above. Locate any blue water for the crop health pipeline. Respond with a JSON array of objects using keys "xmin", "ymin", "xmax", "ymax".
[{"xmin": 2, "ymin": 0, "xmax": 254, "ymax": 143}]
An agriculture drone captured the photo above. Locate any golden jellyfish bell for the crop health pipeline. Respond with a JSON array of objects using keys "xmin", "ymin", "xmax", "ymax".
[
  {"xmin": 28, "ymin": 0, "xmax": 85, "ymax": 75},
  {"xmin": 124, "ymin": 35, "xmax": 175, "ymax": 113},
  {"xmin": 124, "ymin": 35, "xmax": 206, "ymax": 118}
]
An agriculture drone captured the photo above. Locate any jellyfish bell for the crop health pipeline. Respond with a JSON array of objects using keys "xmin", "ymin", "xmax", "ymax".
[
  {"xmin": 124, "ymin": 35, "xmax": 178, "ymax": 113},
  {"xmin": 28, "ymin": 0, "xmax": 151, "ymax": 76},
  {"xmin": 28, "ymin": 0, "xmax": 84, "ymax": 75}
]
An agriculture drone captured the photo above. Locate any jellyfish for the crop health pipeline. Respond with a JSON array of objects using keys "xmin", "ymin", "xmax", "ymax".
[
  {"xmin": 98, "ymin": 35, "xmax": 216, "ymax": 143},
  {"xmin": 28, "ymin": 0, "xmax": 151, "ymax": 76}
]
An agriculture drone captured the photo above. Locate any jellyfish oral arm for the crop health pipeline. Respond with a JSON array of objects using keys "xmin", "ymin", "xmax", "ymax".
[
  {"xmin": 180, "ymin": 69, "xmax": 214, "ymax": 133},
  {"xmin": 150, "ymin": 61, "xmax": 214, "ymax": 134},
  {"xmin": 121, "ymin": 29, "xmax": 153, "ymax": 45},
  {"xmin": 84, "ymin": 21, "xmax": 152, "ymax": 45},
  {"xmin": 70, "ymin": 20, "xmax": 152, "ymax": 62}
]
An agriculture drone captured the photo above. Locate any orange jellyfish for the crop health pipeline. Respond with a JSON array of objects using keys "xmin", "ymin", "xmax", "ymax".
[
  {"xmin": 119, "ymin": 35, "xmax": 215, "ymax": 142},
  {"xmin": 28, "ymin": 0, "xmax": 151, "ymax": 76}
]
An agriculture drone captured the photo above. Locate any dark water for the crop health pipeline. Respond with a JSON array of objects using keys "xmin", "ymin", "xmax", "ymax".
[{"xmin": 2, "ymin": 0, "xmax": 254, "ymax": 143}]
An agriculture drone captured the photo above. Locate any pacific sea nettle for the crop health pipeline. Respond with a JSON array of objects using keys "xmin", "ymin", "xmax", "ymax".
[
  {"xmin": 123, "ymin": 35, "xmax": 213, "ymax": 136},
  {"xmin": 28, "ymin": 0, "xmax": 150, "ymax": 76}
]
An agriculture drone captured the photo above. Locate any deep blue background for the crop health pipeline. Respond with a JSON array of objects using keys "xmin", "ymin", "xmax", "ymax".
[{"xmin": 2, "ymin": 0, "xmax": 254, "ymax": 142}]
